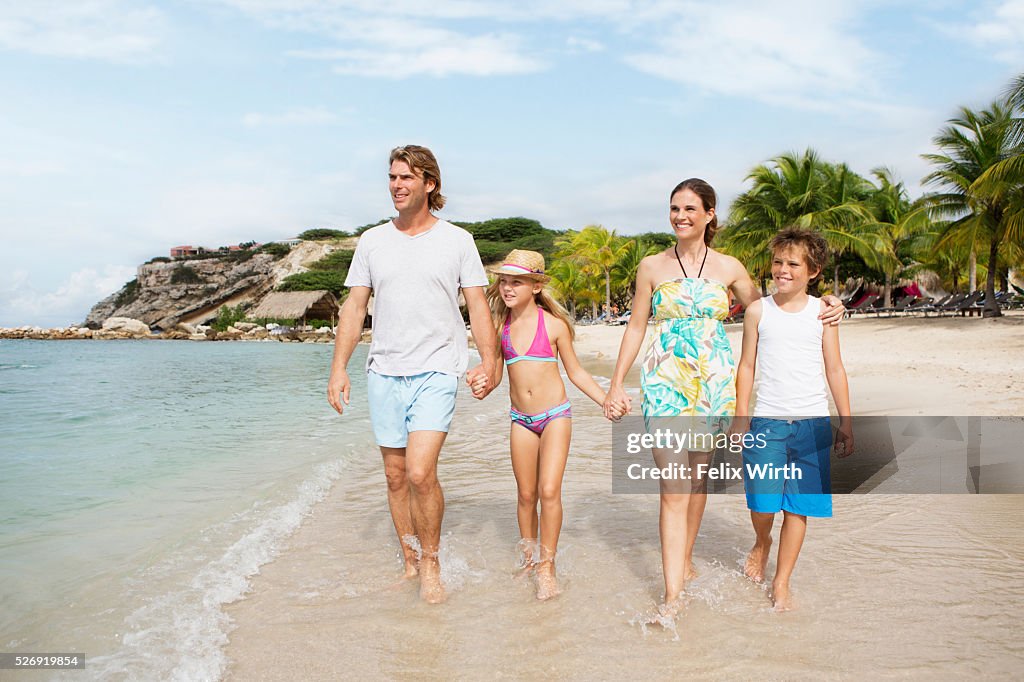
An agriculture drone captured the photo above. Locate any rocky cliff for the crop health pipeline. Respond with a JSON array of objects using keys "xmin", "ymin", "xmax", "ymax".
[{"xmin": 84, "ymin": 240, "xmax": 347, "ymax": 330}]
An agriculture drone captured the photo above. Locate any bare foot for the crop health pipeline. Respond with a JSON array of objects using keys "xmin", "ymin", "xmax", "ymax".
[
  {"xmin": 535, "ymin": 560, "xmax": 561, "ymax": 601},
  {"xmin": 744, "ymin": 539, "xmax": 772, "ymax": 583},
  {"xmin": 402, "ymin": 560, "xmax": 419, "ymax": 580},
  {"xmin": 514, "ymin": 538, "xmax": 538, "ymax": 579},
  {"xmin": 654, "ymin": 595, "xmax": 686, "ymax": 623},
  {"xmin": 770, "ymin": 581, "xmax": 794, "ymax": 612},
  {"xmin": 418, "ymin": 558, "xmax": 447, "ymax": 604},
  {"xmin": 684, "ymin": 563, "xmax": 699, "ymax": 581}
]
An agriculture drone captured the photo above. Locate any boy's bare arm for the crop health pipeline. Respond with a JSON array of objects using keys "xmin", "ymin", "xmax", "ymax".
[
  {"xmin": 822, "ymin": 322, "xmax": 854, "ymax": 456},
  {"xmin": 734, "ymin": 300, "xmax": 762, "ymax": 418}
]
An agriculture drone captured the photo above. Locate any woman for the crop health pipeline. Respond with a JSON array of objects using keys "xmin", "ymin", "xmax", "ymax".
[{"xmin": 602, "ymin": 178, "xmax": 844, "ymax": 613}]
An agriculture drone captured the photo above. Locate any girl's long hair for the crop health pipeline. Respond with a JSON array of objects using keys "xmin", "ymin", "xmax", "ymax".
[{"xmin": 485, "ymin": 278, "xmax": 576, "ymax": 342}]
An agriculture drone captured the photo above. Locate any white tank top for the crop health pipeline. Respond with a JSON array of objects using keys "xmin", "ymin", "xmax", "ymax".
[{"xmin": 753, "ymin": 295, "xmax": 828, "ymax": 417}]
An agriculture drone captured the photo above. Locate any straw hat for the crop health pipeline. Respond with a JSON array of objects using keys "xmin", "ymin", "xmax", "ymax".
[{"xmin": 487, "ymin": 249, "xmax": 550, "ymax": 283}]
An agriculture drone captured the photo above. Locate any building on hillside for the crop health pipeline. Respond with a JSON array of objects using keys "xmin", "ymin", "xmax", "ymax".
[{"xmin": 170, "ymin": 245, "xmax": 205, "ymax": 258}]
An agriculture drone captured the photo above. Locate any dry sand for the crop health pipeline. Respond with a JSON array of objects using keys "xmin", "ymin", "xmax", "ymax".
[{"xmin": 572, "ymin": 310, "xmax": 1024, "ymax": 416}]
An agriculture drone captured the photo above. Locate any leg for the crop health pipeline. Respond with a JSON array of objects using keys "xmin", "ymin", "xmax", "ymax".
[
  {"xmin": 659, "ymin": 489, "xmax": 690, "ymax": 608},
  {"xmin": 510, "ymin": 422, "xmax": 541, "ymax": 563},
  {"xmin": 684, "ymin": 449, "xmax": 712, "ymax": 580},
  {"xmin": 772, "ymin": 511, "xmax": 807, "ymax": 611},
  {"xmin": 405, "ymin": 429, "xmax": 448, "ymax": 603},
  {"xmin": 380, "ymin": 447, "xmax": 419, "ymax": 578},
  {"xmin": 535, "ymin": 417, "xmax": 571, "ymax": 600},
  {"xmin": 744, "ymin": 511, "xmax": 774, "ymax": 582}
]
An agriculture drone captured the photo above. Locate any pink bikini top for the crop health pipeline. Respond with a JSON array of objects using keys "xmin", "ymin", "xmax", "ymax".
[{"xmin": 501, "ymin": 308, "xmax": 557, "ymax": 365}]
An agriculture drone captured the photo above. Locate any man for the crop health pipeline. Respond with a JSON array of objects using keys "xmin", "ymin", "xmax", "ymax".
[{"xmin": 327, "ymin": 145, "xmax": 497, "ymax": 603}]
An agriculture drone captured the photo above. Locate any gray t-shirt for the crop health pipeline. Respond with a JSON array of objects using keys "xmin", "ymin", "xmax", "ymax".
[{"xmin": 344, "ymin": 219, "xmax": 488, "ymax": 376}]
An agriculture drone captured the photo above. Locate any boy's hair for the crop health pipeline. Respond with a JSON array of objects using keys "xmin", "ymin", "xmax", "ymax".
[
  {"xmin": 389, "ymin": 145, "xmax": 446, "ymax": 211},
  {"xmin": 770, "ymin": 228, "xmax": 829, "ymax": 288}
]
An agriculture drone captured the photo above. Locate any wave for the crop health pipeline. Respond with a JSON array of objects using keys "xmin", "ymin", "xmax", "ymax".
[{"xmin": 85, "ymin": 458, "xmax": 348, "ymax": 681}]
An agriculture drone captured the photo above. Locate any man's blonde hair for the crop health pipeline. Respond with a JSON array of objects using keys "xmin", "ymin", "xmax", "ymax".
[{"xmin": 389, "ymin": 145, "xmax": 446, "ymax": 211}]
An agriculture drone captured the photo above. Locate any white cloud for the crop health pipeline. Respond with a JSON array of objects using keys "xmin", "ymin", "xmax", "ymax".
[
  {"xmin": 0, "ymin": 265, "xmax": 136, "ymax": 327},
  {"xmin": 959, "ymin": 0, "xmax": 1024, "ymax": 64},
  {"xmin": 0, "ymin": 0, "xmax": 164, "ymax": 62},
  {"xmin": 622, "ymin": 1, "xmax": 879, "ymax": 106},
  {"xmin": 217, "ymin": 1, "xmax": 545, "ymax": 77},
  {"xmin": 241, "ymin": 106, "xmax": 346, "ymax": 128}
]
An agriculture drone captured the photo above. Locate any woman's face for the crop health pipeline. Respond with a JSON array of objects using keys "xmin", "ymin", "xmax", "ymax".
[{"xmin": 669, "ymin": 188, "xmax": 714, "ymax": 240}]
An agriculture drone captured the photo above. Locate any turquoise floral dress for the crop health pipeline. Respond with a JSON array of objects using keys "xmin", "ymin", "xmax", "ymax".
[{"xmin": 641, "ymin": 279, "xmax": 736, "ymax": 420}]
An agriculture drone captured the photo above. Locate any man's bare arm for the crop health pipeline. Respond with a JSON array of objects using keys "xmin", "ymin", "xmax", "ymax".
[{"xmin": 327, "ymin": 286, "xmax": 371, "ymax": 415}]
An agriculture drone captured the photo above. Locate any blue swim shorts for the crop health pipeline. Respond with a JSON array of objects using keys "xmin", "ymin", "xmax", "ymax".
[
  {"xmin": 366, "ymin": 371, "xmax": 458, "ymax": 448},
  {"xmin": 742, "ymin": 417, "xmax": 833, "ymax": 518}
]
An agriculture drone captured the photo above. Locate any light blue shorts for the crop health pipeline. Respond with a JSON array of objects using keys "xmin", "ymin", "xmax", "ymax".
[
  {"xmin": 742, "ymin": 417, "xmax": 833, "ymax": 518},
  {"xmin": 366, "ymin": 371, "xmax": 458, "ymax": 448}
]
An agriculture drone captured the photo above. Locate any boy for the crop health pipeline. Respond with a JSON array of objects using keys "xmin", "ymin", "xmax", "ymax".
[{"xmin": 731, "ymin": 228, "xmax": 854, "ymax": 611}]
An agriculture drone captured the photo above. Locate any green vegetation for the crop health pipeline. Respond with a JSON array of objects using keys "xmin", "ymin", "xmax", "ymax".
[
  {"xmin": 113, "ymin": 278, "xmax": 140, "ymax": 308},
  {"xmin": 354, "ymin": 218, "xmax": 392, "ymax": 235},
  {"xmin": 453, "ymin": 216, "xmax": 560, "ymax": 263},
  {"xmin": 277, "ymin": 270, "xmax": 346, "ymax": 296},
  {"xmin": 298, "ymin": 228, "xmax": 350, "ymax": 240},
  {"xmin": 309, "ymin": 249, "xmax": 354, "ymax": 272},
  {"xmin": 171, "ymin": 265, "xmax": 203, "ymax": 284},
  {"xmin": 211, "ymin": 304, "xmax": 247, "ymax": 331},
  {"xmin": 146, "ymin": 256, "xmax": 171, "ymax": 264},
  {"xmin": 257, "ymin": 242, "xmax": 292, "ymax": 258},
  {"xmin": 275, "ymin": 247, "xmax": 355, "ymax": 297}
]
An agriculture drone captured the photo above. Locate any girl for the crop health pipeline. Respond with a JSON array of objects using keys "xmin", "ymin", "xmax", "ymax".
[{"xmin": 470, "ymin": 249, "xmax": 615, "ymax": 600}]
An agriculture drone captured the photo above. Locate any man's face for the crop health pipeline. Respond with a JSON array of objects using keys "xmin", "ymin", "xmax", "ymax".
[{"xmin": 388, "ymin": 160, "xmax": 435, "ymax": 212}]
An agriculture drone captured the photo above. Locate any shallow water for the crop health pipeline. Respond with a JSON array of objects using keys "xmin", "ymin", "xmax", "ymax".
[
  {"xmin": 3, "ymin": 339, "xmax": 1022, "ymax": 680},
  {"xmin": 0, "ymin": 339, "xmax": 374, "ymax": 680},
  {"xmin": 224, "ymin": 370, "xmax": 1024, "ymax": 679}
]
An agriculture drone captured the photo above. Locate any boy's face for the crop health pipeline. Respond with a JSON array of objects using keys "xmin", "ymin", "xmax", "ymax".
[{"xmin": 771, "ymin": 245, "xmax": 820, "ymax": 294}]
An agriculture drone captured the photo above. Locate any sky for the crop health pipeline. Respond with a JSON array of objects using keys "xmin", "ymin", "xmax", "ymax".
[{"xmin": 1, "ymin": 0, "xmax": 1022, "ymax": 327}]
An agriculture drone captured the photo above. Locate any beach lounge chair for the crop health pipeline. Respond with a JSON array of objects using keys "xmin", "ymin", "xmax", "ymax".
[
  {"xmin": 877, "ymin": 296, "xmax": 918, "ymax": 317},
  {"xmin": 845, "ymin": 294, "xmax": 879, "ymax": 317},
  {"xmin": 902, "ymin": 297, "xmax": 933, "ymax": 315}
]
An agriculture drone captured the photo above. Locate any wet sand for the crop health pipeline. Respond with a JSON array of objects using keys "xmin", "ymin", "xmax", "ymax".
[{"xmin": 223, "ymin": 312, "xmax": 1024, "ymax": 679}]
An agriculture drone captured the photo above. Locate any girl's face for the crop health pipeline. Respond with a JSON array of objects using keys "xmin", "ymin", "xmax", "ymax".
[
  {"xmin": 669, "ymin": 188, "xmax": 714, "ymax": 240},
  {"xmin": 771, "ymin": 245, "xmax": 819, "ymax": 294},
  {"xmin": 498, "ymin": 275, "xmax": 541, "ymax": 309}
]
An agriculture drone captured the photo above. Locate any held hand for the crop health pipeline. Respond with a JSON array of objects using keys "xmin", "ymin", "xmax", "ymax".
[
  {"xmin": 327, "ymin": 369, "xmax": 351, "ymax": 415},
  {"xmin": 834, "ymin": 421, "xmax": 854, "ymax": 458},
  {"xmin": 728, "ymin": 414, "xmax": 751, "ymax": 440},
  {"xmin": 465, "ymin": 364, "xmax": 493, "ymax": 400},
  {"xmin": 603, "ymin": 385, "xmax": 632, "ymax": 421},
  {"xmin": 819, "ymin": 295, "xmax": 846, "ymax": 326}
]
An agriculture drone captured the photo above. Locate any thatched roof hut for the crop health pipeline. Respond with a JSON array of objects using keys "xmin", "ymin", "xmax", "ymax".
[{"xmin": 248, "ymin": 290, "xmax": 339, "ymax": 325}]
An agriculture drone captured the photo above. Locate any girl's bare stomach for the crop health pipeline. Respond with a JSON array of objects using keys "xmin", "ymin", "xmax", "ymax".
[{"xmin": 506, "ymin": 362, "xmax": 568, "ymax": 414}]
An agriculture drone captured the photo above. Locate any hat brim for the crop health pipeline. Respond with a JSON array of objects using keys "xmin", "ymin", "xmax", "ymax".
[{"xmin": 487, "ymin": 264, "xmax": 551, "ymax": 283}]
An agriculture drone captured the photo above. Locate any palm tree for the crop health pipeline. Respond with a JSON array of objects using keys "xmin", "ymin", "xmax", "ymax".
[
  {"xmin": 922, "ymin": 101, "xmax": 1019, "ymax": 317},
  {"xmin": 611, "ymin": 238, "xmax": 661, "ymax": 304},
  {"xmin": 548, "ymin": 259, "xmax": 598, "ymax": 320},
  {"xmin": 554, "ymin": 225, "xmax": 629, "ymax": 317},
  {"xmin": 723, "ymin": 149, "xmax": 883, "ymax": 295},
  {"xmin": 862, "ymin": 168, "xmax": 935, "ymax": 307}
]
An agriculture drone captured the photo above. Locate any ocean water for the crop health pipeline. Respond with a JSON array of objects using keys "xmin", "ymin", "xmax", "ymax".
[{"xmin": 0, "ymin": 339, "xmax": 373, "ymax": 680}]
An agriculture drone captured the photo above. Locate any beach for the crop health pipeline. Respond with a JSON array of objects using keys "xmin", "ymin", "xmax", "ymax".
[{"xmin": 220, "ymin": 312, "xmax": 1024, "ymax": 680}]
